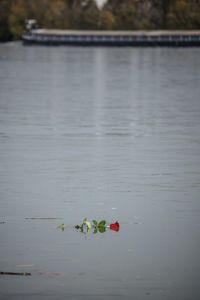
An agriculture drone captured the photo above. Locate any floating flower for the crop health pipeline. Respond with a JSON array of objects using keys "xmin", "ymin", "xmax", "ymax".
[
  {"xmin": 59, "ymin": 219, "xmax": 120, "ymax": 234},
  {"xmin": 110, "ymin": 221, "xmax": 120, "ymax": 231}
]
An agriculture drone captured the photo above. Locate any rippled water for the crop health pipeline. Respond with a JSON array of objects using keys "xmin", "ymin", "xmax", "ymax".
[{"xmin": 0, "ymin": 42, "xmax": 200, "ymax": 299}]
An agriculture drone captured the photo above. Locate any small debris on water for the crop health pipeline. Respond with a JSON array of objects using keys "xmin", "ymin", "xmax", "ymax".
[
  {"xmin": 57, "ymin": 223, "xmax": 67, "ymax": 231},
  {"xmin": 0, "ymin": 271, "xmax": 31, "ymax": 276},
  {"xmin": 25, "ymin": 217, "xmax": 63, "ymax": 220}
]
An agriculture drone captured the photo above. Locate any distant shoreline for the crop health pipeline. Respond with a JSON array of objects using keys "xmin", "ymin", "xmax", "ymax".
[{"xmin": 22, "ymin": 29, "xmax": 200, "ymax": 46}]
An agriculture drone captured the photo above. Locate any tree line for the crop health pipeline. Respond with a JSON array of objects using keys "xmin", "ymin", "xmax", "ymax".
[{"xmin": 1, "ymin": 0, "xmax": 200, "ymax": 41}]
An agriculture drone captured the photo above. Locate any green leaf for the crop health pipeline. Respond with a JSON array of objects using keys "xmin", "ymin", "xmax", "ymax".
[
  {"xmin": 93, "ymin": 228, "xmax": 98, "ymax": 234},
  {"xmin": 98, "ymin": 220, "xmax": 106, "ymax": 227},
  {"xmin": 83, "ymin": 218, "xmax": 87, "ymax": 224},
  {"xmin": 99, "ymin": 226, "xmax": 106, "ymax": 233},
  {"xmin": 92, "ymin": 220, "xmax": 98, "ymax": 227}
]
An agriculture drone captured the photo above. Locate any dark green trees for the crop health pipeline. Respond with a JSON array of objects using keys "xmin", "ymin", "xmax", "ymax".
[
  {"xmin": 67, "ymin": 0, "xmax": 99, "ymax": 29},
  {"xmin": 101, "ymin": 0, "xmax": 200, "ymax": 30},
  {"xmin": 0, "ymin": 0, "xmax": 100, "ymax": 40},
  {"xmin": 102, "ymin": 0, "xmax": 137, "ymax": 29},
  {"xmin": 0, "ymin": 0, "xmax": 200, "ymax": 41},
  {"xmin": 0, "ymin": 0, "xmax": 13, "ymax": 40},
  {"xmin": 167, "ymin": 0, "xmax": 200, "ymax": 29}
]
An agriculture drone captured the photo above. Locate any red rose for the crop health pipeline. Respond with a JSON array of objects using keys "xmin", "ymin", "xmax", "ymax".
[{"xmin": 110, "ymin": 222, "xmax": 120, "ymax": 231}]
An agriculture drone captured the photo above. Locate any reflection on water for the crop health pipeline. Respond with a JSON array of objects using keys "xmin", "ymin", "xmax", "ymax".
[{"xmin": 0, "ymin": 43, "xmax": 200, "ymax": 299}]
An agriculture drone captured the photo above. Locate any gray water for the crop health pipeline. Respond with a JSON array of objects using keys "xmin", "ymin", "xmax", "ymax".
[{"xmin": 0, "ymin": 42, "xmax": 200, "ymax": 300}]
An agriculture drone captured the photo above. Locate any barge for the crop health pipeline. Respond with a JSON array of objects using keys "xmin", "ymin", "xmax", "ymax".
[{"xmin": 22, "ymin": 29, "xmax": 200, "ymax": 46}]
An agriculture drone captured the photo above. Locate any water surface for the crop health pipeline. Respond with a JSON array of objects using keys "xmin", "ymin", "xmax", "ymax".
[{"xmin": 0, "ymin": 42, "xmax": 200, "ymax": 299}]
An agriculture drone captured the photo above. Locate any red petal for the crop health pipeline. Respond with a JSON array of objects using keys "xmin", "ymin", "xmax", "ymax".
[
  {"xmin": 110, "ymin": 222, "xmax": 120, "ymax": 231},
  {"xmin": 110, "ymin": 226, "xmax": 119, "ymax": 232}
]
